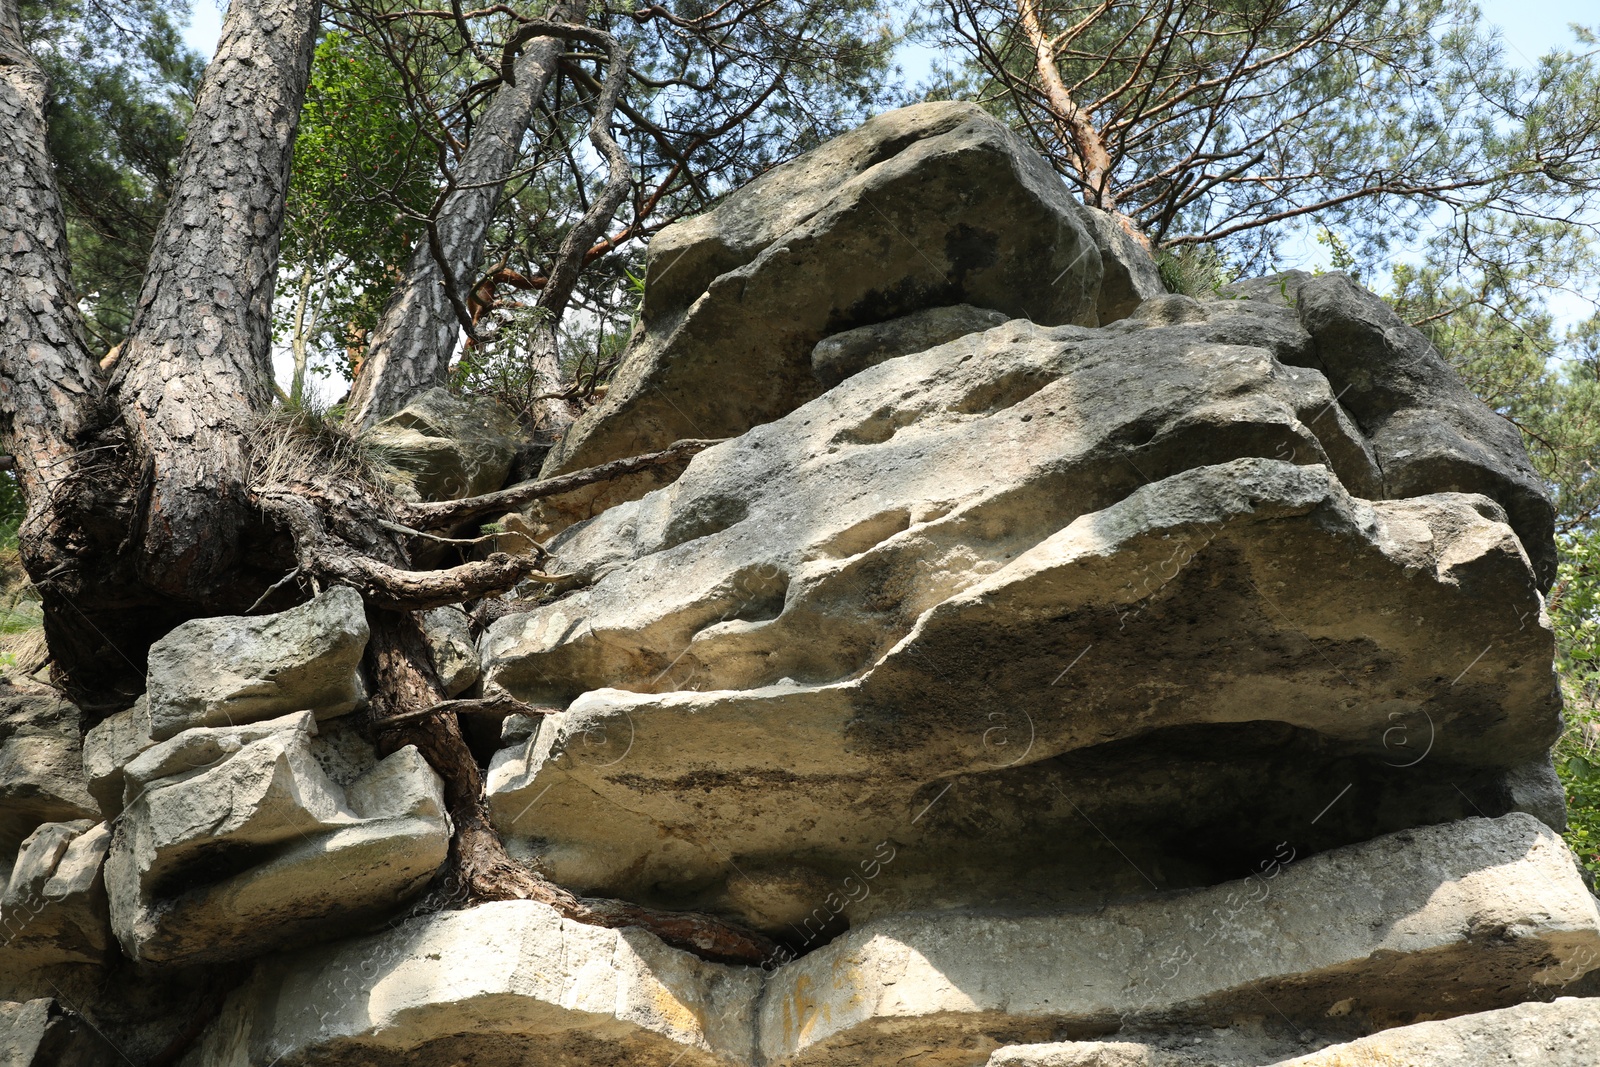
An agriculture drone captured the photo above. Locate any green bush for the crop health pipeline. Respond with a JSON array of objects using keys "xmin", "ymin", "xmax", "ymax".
[{"xmin": 1554, "ymin": 529, "xmax": 1600, "ymax": 877}]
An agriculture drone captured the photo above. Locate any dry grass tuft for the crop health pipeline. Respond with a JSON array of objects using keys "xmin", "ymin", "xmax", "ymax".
[{"xmin": 248, "ymin": 401, "xmax": 415, "ymax": 494}]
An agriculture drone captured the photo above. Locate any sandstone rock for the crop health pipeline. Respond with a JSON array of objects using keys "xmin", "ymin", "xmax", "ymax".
[
  {"xmin": 811, "ymin": 304, "xmax": 1011, "ymax": 388},
  {"xmin": 0, "ymin": 696, "xmax": 97, "ymax": 859},
  {"xmin": 176, "ymin": 817, "xmax": 1596, "ymax": 1067},
  {"xmin": 145, "ymin": 585, "xmax": 369, "ymax": 741},
  {"xmin": 80, "ymin": 696, "xmax": 154, "ymax": 818},
  {"xmin": 1211, "ymin": 270, "xmax": 1557, "ymax": 587},
  {"xmin": 179, "ymin": 899, "xmax": 762, "ymax": 1067},
  {"xmin": 0, "ymin": 820, "xmax": 111, "ymax": 968},
  {"xmin": 532, "ymin": 101, "xmax": 1109, "ymax": 529},
  {"xmin": 421, "ymin": 605, "xmax": 480, "ymax": 697},
  {"xmin": 988, "ymin": 1044, "xmax": 1156, "ymax": 1067},
  {"xmin": 106, "ymin": 711, "xmax": 448, "ymax": 964},
  {"xmin": 812, "ymin": 303, "xmax": 1011, "ymax": 388},
  {"xmin": 365, "ymin": 386, "xmax": 520, "ymax": 501},
  {"xmin": 757, "ymin": 815, "xmax": 1600, "ymax": 1065},
  {"xmin": 1500, "ymin": 756, "xmax": 1569, "ymax": 831},
  {"xmin": 1081, "ymin": 206, "xmax": 1166, "ymax": 322},
  {"xmin": 1266, "ymin": 997, "xmax": 1600, "ymax": 1065},
  {"xmin": 483, "ymin": 297, "xmax": 1554, "ymax": 921},
  {"xmin": 0, "ymin": 998, "xmax": 119, "ymax": 1066}
]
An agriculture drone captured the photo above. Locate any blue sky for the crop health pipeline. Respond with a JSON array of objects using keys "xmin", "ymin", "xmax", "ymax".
[{"xmin": 1476, "ymin": 0, "xmax": 1595, "ymax": 61}]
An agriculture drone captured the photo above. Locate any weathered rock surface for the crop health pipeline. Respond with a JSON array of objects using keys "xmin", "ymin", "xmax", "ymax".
[
  {"xmin": 1082, "ymin": 206, "xmax": 1166, "ymax": 322},
  {"xmin": 79, "ymin": 696, "xmax": 154, "ymax": 818},
  {"xmin": 365, "ymin": 386, "xmax": 520, "ymax": 501},
  {"xmin": 145, "ymin": 585, "xmax": 369, "ymax": 741},
  {"xmin": 483, "ymin": 289, "xmax": 1558, "ymax": 921},
  {"xmin": 175, "ymin": 816, "xmax": 1598, "ymax": 1067},
  {"xmin": 0, "ymin": 820, "xmax": 111, "ymax": 968},
  {"xmin": 811, "ymin": 304, "xmax": 1011, "ymax": 388},
  {"xmin": 0, "ymin": 696, "xmax": 97, "ymax": 858},
  {"xmin": 180, "ymin": 899, "xmax": 762, "ymax": 1067},
  {"xmin": 0, "ymin": 998, "xmax": 119, "ymax": 1066},
  {"xmin": 759, "ymin": 815, "xmax": 1599, "ymax": 1064},
  {"xmin": 105, "ymin": 711, "xmax": 448, "ymax": 964},
  {"xmin": 0, "ymin": 107, "xmax": 1587, "ymax": 1066},
  {"xmin": 532, "ymin": 101, "xmax": 1116, "ymax": 529},
  {"xmin": 421, "ymin": 605, "xmax": 480, "ymax": 697},
  {"xmin": 1267, "ymin": 997, "xmax": 1600, "ymax": 1065},
  {"xmin": 1212, "ymin": 271, "xmax": 1557, "ymax": 587}
]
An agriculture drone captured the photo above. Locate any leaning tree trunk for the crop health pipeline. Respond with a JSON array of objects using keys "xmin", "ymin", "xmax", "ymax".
[
  {"xmin": 111, "ymin": 0, "xmax": 322, "ymax": 599},
  {"xmin": 344, "ymin": 0, "xmax": 580, "ymax": 428},
  {"xmin": 0, "ymin": 0, "xmax": 102, "ymax": 544}
]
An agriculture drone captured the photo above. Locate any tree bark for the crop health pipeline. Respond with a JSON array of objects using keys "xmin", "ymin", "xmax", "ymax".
[
  {"xmin": 111, "ymin": 0, "xmax": 321, "ymax": 602},
  {"xmin": 1016, "ymin": 0, "xmax": 1116, "ymax": 209},
  {"xmin": 0, "ymin": 0, "xmax": 104, "ymax": 558},
  {"xmin": 4, "ymin": 0, "xmax": 773, "ymax": 967},
  {"xmin": 345, "ymin": 2, "xmax": 579, "ymax": 428},
  {"xmin": 2, "ymin": 0, "xmax": 321, "ymax": 703}
]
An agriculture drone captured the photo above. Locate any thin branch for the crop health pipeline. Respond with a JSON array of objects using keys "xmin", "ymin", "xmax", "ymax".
[{"xmin": 394, "ymin": 437, "xmax": 724, "ymax": 530}]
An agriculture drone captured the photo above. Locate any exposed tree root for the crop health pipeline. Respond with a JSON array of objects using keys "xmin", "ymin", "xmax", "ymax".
[
  {"xmin": 365, "ymin": 608, "xmax": 775, "ymax": 966},
  {"xmin": 394, "ymin": 437, "xmax": 723, "ymax": 531}
]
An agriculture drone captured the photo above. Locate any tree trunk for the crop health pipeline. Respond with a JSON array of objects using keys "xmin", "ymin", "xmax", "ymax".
[
  {"xmin": 345, "ymin": 2, "xmax": 579, "ymax": 428},
  {"xmin": 1, "ymin": 0, "xmax": 321, "ymax": 704},
  {"xmin": 0, "ymin": 0, "xmax": 104, "ymax": 558},
  {"xmin": 1016, "ymin": 0, "xmax": 1116, "ymax": 209},
  {"xmin": 111, "ymin": 0, "xmax": 321, "ymax": 601}
]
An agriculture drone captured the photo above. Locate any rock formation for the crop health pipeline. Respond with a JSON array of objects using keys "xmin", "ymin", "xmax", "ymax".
[{"xmin": 1, "ymin": 100, "xmax": 1594, "ymax": 1064}]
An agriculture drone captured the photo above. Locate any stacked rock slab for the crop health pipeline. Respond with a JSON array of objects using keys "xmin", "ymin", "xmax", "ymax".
[
  {"xmin": 527, "ymin": 100, "xmax": 1164, "ymax": 533},
  {"xmin": 480, "ymin": 292, "xmax": 1564, "ymax": 924},
  {"xmin": 178, "ymin": 815, "xmax": 1600, "ymax": 1065},
  {"xmin": 91, "ymin": 587, "xmax": 451, "ymax": 966}
]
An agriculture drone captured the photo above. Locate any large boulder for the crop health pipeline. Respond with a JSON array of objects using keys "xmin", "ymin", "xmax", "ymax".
[
  {"xmin": 179, "ymin": 899, "xmax": 762, "ymax": 1067},
  {"xmin": 481, "ymin": 296, "xmax": 1558, "ymax": 923},
  {"xmin": 105, "ymin": 711, "xmax": 449, "ymax": 964},
  {"xmin": 531, "ymin": 101, "xmax": 1125, "ymax": 531},
  {"xmin": 145, "ymin": 585, "xmax": 369, "ymax": 741},
  {"xmin": 364, "ymin": 386, "xmax": 521, "ymax": 502}
]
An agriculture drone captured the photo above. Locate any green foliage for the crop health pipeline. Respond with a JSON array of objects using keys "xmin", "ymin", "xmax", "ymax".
[
  {"xmin": 277, "ymin": 31, "xmax": 438, "ymax": 396},
  {"xmin": 0, "ymin": 471, "xmax": 40, "ymax": 663},
  {"xmin": 1390, "ymin": 246, "xmax": 1600, "ymax": 535},
  {"xmin": 274, "ymin": 1, "xmax": 900, "ymax": 401},
  {"xmin": 1554, "ymin": 529, "xmax": 1600, "ymax": 876},
  {"xmin": 20, "ymin": 0, "xmax": 204, "ymax": 351},
  {"xmin": 927, "ymin": 0, "xmax": 1600, "ymax": 284}
]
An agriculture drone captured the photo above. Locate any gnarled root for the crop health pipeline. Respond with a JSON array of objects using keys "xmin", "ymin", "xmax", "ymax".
[{"xmin": 365, "ymin": 607, "xmax": 775, "ymax": 966}]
